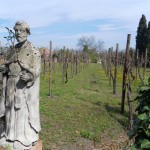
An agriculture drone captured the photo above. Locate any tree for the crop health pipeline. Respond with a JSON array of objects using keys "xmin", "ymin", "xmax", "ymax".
[
  {"xmin": 77, "ymin": 35, "xmax": 104, "ymax": 51},
  {"xmin": 146, "ymin": 21, "xmax": 150, "ymax": 60},
  {"xmin": 77, "ymin": 36, "xmax": 104, "ymax": 63},
  {"xmin": 136, "ymin": 14, "xmax": 147, "ymax": 59}
]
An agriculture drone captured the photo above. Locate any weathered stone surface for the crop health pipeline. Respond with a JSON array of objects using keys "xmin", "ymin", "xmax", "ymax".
[
  {"xmin": 0, "ymin": 21, "xmax": 41, "ymax": 150},
  {"xmin": 0, "ymin": 140, "xmax": 42, "ymax": 150}
]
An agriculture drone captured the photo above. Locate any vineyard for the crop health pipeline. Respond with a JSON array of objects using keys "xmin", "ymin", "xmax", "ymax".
[
  {"xmin": 0, "ymin": 33, "xmax": 149, "ymax": 149},
  {"xmin": 39, "ymin": 44, "xmax": 150, "ymax": 149},
  {"xmin": 0, "ymin": 15, "xmax": 150, "ymax": 149},
  {"xmin": 32, "ymin": 31, "xmax": 150, "ymax": 149}
]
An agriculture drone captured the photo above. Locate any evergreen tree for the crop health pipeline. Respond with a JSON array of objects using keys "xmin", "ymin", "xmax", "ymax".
[
  {"xmin": 146, "ymin": 21, "xmax": 150, "ymax": 60},
  {"xmin": 136, "ymin": 14, "xmax": 147, "ymax": 59}
]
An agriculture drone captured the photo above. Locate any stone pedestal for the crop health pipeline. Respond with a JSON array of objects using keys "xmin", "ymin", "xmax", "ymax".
[{"xmin": 0, "ymin": 140, "xmax": 42, "ymax": 150}]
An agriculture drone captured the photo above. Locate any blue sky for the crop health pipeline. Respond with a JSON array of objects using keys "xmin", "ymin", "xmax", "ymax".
[{"xmin": 0, "ymin": 0, "xmax": 150, "ymax": 50}]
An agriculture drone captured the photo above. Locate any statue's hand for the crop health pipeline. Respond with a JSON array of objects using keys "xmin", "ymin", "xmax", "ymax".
[
  {"xmin": 0, "ymin": 65, "xmax": 7, "ymax": 73},
  {"xmin": 20, "ymin": 71, "xmax": 33, "ymax": 82}
]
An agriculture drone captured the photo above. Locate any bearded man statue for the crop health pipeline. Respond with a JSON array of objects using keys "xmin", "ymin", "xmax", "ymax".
[{"xmin": 0, "ymin": 21, "xmax": 41, "ymax": 150}]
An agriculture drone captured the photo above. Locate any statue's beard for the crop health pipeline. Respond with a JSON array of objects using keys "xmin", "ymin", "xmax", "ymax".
[{"xmin": 16, "ymin": 36, "xmax": 27, "ymax": 43}]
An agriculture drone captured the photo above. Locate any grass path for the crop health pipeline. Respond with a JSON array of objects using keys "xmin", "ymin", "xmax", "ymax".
[{"xmin": 39, "ymin": 63, "xmax": 138, "ymax": 149}]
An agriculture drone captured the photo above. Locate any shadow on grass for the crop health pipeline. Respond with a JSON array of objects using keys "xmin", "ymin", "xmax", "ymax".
[
  {"xmin": 104, "ymin": 104, "xmax": 129, "ymax": 128},
  {"xmin": 93, "ymin": 101, "xmax": 102, "ymax": 106}
]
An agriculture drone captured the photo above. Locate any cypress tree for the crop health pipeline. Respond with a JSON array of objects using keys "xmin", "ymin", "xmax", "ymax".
[
  {"xmin": 136, "ymin": 14, "xmax": 147, "ymax": 59},
  {"xmin": 146, "ymin": 21, "xmax": 150, "ymax": 60}
]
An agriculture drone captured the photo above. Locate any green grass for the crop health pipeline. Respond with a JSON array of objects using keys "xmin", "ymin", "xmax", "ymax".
[{"xmin": 39, "ymin": 63, "xmax": 149, "ymax": 149}]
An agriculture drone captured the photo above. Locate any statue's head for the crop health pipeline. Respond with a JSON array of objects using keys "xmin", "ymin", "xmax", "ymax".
[{"xmin": 14, "ymin": 21, "xmax": 31, "ymax": 43}]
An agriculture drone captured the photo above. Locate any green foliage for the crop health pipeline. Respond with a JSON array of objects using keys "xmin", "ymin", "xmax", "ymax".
[
  {"xmin": 80, "ymin": 130, "xmax": 98, "ymax": 141},
  {"xmin": 83, "ymin": 44, "xmax": 89, "ymax": 53},
  {"xmin": 89, "ymin": 52, "xmax": 98, "ymax": 63},
  {"xmin": 128, "ymin": 77, "xmax": 150, "ymax": 149},
  {"xmin": 6, "ymin": 145, "xmax": 11, "ymax": 150},
  {"xmin": 80, "ymin": 130, "xmax": 91, "ymax": 139},
  {"xmin": 136, "ymin": 14, "xmax": 147, "ymax": 59},
  {"xmin": 82, "ymin": 44, "xmax": 98, "ymax": 63}
]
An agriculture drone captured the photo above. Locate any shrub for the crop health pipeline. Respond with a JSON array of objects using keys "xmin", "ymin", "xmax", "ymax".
[{"xmin": 128, "ymin": 78, "xmax": 150, "ymax": 149}]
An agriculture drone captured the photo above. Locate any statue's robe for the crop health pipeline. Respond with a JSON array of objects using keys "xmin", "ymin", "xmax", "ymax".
[{"xmin": 0, "ymin": 41, "xmax": 41, "ymax": 149}]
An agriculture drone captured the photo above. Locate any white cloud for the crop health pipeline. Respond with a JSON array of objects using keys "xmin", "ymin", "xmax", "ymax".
[
  {"xmin": 1, "ymin": 0, "xmax": 150, "ymax": 27},
  {"xmin": 98, "ymin": 24, "xmax": 120, "ymax": 31},
  {"xmin": 0, "ymin": 0, "xmax": 149, "ymax": 49}
]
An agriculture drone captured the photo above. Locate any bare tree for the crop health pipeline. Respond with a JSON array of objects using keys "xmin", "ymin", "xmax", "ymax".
[
  {"xmin": 77, "ymin": 36, "xmax": 104, "ymax": 63},
  {"xmin": 77, "ymin": 35, "xmax": 104, "ymax": 52}
]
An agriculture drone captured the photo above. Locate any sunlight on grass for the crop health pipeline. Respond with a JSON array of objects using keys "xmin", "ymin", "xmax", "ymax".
[{"xmin": 39, "ymin": 63, "xmax": 145, "ymax": 149}]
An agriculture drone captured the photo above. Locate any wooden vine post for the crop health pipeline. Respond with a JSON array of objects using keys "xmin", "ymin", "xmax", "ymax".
[
  {"xmin": 126, "ymin": 47, "xmax": 134, "ymax": 130},
  {"xmin": 49, "ymin": 41, "xmax": 53, "ymax": 98},
  {"xmin": 52, "ymin": 50, "xmax": 56, "ymax": 73},
  {"xmin": 127, "ymin": 72, "xmax": 133, "ymax": 130},
  {"xmin": 65, "ymin": 49, "xmax": 68, "ymax": 83},
  {"xmin": 106, "ymin": 50, "xmax": 109, "ymax": 77},
  {"xmin": 121, "ymin": 34, "xmax": 131, "ymax": 114},
  {"xmin": 71, "ymin": 50, "xmax": 74, "ymax": 79},
  {"xmin": 108, "ymin": 48, "xmax": 112, "ymax": 85},
  {"xmin": 103, "ymin": 52, "xmax": 107, "ymax": 74},
  {"xmin": 43, "ymin": 48, "xmax": 46, "ymax": 75},
  {"xmin": 113, "ymin": 43, "xmax": 118, "ymax": 94},
  {"xmin": 62, "ymin": 46, "xmax": 65, "ymax": 86},
  {"xmin": 75, "ymin": 51, "xmax": 78, "ymax": 75}
]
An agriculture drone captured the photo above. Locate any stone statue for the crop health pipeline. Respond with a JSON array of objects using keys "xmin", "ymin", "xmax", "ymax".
[{"xmin": 0, "ymin": 21, "xmax": 41, "ymax": 149}]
